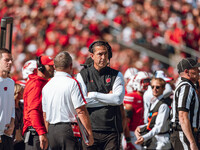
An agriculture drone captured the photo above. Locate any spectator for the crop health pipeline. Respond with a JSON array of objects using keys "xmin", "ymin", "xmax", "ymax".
[
  {"xmin": 171, "ymin": 58, "xmax": 200, "ymax": 150},
  {"xmin": 1, "ymin": 0, "xmax": 200, "ymax": 80},
  {"xmin": 0, "ymin": 48, "xmax": 15, "ymax": 150},
  {"xmin": 42, "ymin": 51, "xmax": 94, "ymax": 150},
  {"xmin": 135, "ymin": 78, "xmax": 171, "ymax": 150},
  {"xmin": 22, "ymin": 56, "xmax": 54, "ymax": 150},
  {"xmin": 77, "ymin": 41, "xmax": 125, "ymax": 150}
]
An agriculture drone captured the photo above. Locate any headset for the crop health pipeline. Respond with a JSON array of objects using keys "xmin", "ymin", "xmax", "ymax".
[
  {"xmin": 36, "ymin": 56, "xmax": 45, "ymax": 73},
  {"xmin": 88, "ymin": 41, "xmax": 112, "ymax": 60}
]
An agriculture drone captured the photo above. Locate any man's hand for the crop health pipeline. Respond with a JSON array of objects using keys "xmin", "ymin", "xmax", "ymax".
[
  {"xmin": 190, "ymin": 142, "xmax": 198, "ymax": 150},
  {"xmin": 135, "ymin": 136, "xmax": 144, "ymax": 145},
  {"xmin": 134, "ymin": 127, "xmax": 141, "ymax": 139},
  {"xmin": 15, "ymin": 129, "xmax": 23, "ymax": 142},
  {"xmin": 4, "ymin": 123, "xmax": 14, "ymax": 136},
  {"xmin": 86, "ymin": 134, "xmax": 94, "ymax": 146},
  {"xmin": 39, "ymin": 134, "xmax": 48, "ymax": 150}
]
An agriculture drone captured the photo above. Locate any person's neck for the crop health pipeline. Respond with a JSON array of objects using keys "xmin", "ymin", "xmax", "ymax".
[
  {"xmin": 181, "ymin": 74, "xmax": 196, "ymax": 84},
  {"xmin": 56, "ymin": 68, "xmax": 71, "ymax": 75},
  {"xmin": 0, "ymin": 71, "xmax": 8, "ymax": 78},
  {"xmin": 37, "ymin": 71, "xmax": 48, "ymax": 80},
  {"xmin": 93, "ymin": 64, "xmax": 105, "ymax": 72}
]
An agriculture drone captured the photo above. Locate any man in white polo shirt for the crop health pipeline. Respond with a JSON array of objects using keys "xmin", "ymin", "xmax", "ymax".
[
  {"xmin": 0, "ymin": 48, "xmax": 15, "ymax": 150},
  {"xmin": 42, "ymin": 51, "xmax": 94, "ymax": 150}
]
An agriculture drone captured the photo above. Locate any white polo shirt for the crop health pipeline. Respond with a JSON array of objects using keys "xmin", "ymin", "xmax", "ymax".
[
  {"xmin": 42, "ymin": 71, "xmax": 86, "ymax": 124},
  {"xmin": 0, "ymin": 77, "xmax": 15, "ymax": 136}
]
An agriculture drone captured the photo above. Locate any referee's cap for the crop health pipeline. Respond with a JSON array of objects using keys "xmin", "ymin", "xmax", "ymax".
[{"xmin": 177, "ymin": 57, "xmax": 200, "ymax": 74}]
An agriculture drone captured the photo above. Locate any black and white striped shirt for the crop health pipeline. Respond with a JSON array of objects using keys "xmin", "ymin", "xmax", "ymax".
[{"xmin": 171, "ymin": 77, "xmax": 199, "ymax": 128}]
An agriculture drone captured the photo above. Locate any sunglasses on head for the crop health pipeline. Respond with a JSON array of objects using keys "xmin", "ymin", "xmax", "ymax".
[{"xmin": 151, "ymin": 85, "xmax": 161, "ymax": 89}]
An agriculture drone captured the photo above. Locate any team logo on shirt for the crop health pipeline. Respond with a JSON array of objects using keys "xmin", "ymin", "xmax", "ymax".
[
  {"xmin": 106, "ymin": 78, "xmax": 111, "ymax": 84},
  {"xmin": 4, "ymin": 87, "xmax": 7, "ymax": 91}
]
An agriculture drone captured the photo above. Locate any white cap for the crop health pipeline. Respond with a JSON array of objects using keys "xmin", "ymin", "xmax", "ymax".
[
  {"xmin": 22, "ymin": 60, "xmax": 37, "ymax": 79},
  {"xmin": 154, "ymin": 70, "xmax": 171, "ymax": 82}
]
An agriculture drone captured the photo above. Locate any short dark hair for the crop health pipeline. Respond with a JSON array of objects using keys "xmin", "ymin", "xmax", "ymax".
[
  {"xmin": 88, "ymin": 41, "xmax": 112, "ymax": 59},
  {"xmin": 0, "ymin": 48, "xmax": 11, "ymax": 59},
  {"xmin": 54, "ymin": 51, "xmax": 72, "ymax": 70}
]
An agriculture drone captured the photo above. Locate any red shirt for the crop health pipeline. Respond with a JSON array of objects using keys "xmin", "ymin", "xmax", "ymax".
[
  {"xmin": 124, "ymin": 91, "xmax": 144, "ymax": 131},
  {"xmin": 22, "ymin": 74, "xmax": 48, "ymax": 136}
]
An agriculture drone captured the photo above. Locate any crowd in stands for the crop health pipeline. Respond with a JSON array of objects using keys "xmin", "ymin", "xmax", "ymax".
[{"xmin": 1, "ymin": 0, "xmax": 200, "ymax": 81}]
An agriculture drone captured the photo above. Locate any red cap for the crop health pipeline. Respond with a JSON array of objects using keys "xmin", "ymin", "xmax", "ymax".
[{"xmin": 40, "ymin": 56, "xmax": 54, "ymax": 65}]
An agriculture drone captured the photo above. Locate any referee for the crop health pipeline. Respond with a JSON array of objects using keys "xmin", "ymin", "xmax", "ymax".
[{"xmin": 171, "ymin": 57, "xmax": 200, "ymax": 150}]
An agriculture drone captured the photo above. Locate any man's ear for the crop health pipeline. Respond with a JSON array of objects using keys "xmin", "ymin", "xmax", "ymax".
[
  {"xmin": 70, "ymin": 63, "xmax": 73, "ymax": 69},
  {"xmin": 184, "ymin": 69, "xmax": 190, "ymax": 77},
  {"xmin": 184, "ymin": 69, "xmax": 188, "ymax": 73},
  {"xmin": 90, "ymin": 53, "xmax": 94, "ymax": 60}
]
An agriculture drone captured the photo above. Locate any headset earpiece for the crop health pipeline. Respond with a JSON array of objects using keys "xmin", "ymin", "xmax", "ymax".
[{"xmin": 36, "ymin": 56, "xmax": 45, "ymax": 73}]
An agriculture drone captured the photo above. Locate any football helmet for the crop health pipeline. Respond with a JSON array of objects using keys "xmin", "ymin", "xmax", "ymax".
[
  {"xmin": 124, "ymin": 67, "xmax": 139, "ymax": 93},
  {"xmin": 22, "ymin": 60, "xmax": 37, "ymax": 79},
  {"xmin": 124, "ymin": 67, "xmax": 138, "ymax": 82},
  {"xmin": 132, "ymin": 71, "xmax": 151, "ymax": 92}
]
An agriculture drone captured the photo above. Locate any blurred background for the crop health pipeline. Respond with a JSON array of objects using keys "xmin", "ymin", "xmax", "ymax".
[{"xmin": 1, "ymin": 0, "xmax": 200, "ymax": 81}]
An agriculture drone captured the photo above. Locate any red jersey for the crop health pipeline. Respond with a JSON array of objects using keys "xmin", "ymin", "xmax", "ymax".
[
  {"xmin": 22, "ymin": 74, "xmax": 48, "ymax": 136},
  {"xmin": 124, "ymin": 91, "xmax": 144, "ymax": 131}
]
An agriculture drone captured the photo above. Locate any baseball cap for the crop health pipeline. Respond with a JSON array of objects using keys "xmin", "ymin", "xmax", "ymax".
[
  {"xmin": 177, "ymin": 57, "xmax": 200, "ymax": 74},
  {"xmin": 154, "ymin": 70, "xmax": 172, "ymax": 82},
  {"xmin": 40, "ymin": 56, "xmax": 54, "ymax": 65}
]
